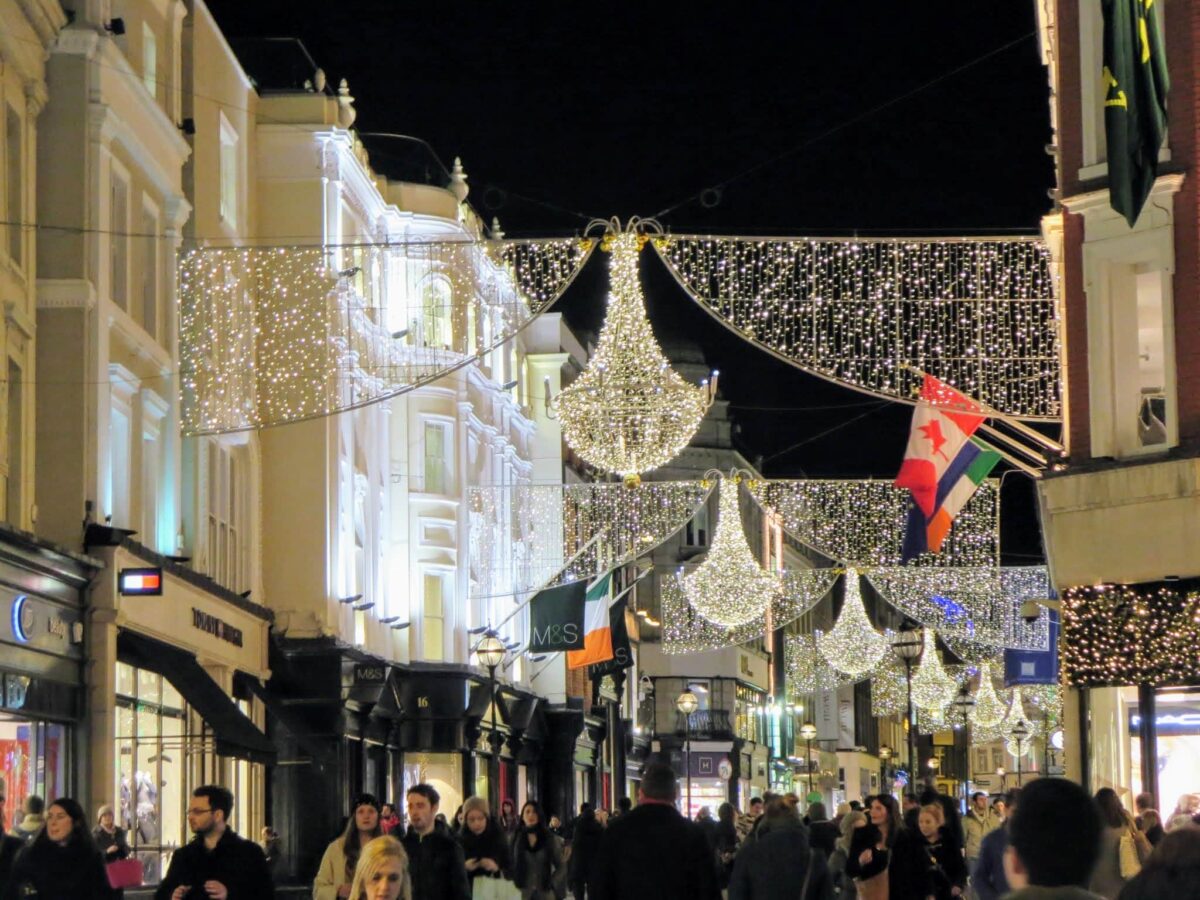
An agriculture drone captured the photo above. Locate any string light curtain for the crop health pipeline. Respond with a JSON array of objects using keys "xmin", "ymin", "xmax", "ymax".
[
  {"xmin": 870, "ymin": 656, "xmax": 908, "ymax": 717},
  {"xmin": 817, "ymin": 568, "xmax": 889, "ymax": 677},
  {"xmin": 969, "ymin": 661, "xmax": 1006, "ymax": 729},
  {"xmin": 179, "ymin": 237, "xmax": 593, "ymax": 434},
  {"xmin": 910, "ymin": 628, "xmax": 958, "ymax": 711},
  {"xmin": 555, "ymin": 227, "xmax": 715, "ymax": 478},
  {"xmin": 653, "ymin": 235, "xmax": 1060, "ymax": 421},
  {"xmin": 786, "ymin": 632, "xmax": 863, "ymax": 696}
]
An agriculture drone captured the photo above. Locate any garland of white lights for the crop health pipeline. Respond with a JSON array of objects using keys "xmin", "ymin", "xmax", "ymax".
[
  {"xmin": 970, "ymin": 662, "xmax": 1006, "ymax": 729},
  {"xmin": 681, "ymin": 474, "xmax": 779, "ymax": 626},
  {"xmin": 555, "ymin": 224, "xmax": 715, "ymax": 478},
  {"xmin": 786, "ymin": 632, "xmax": 862, "ymax": 695},
  {"xmin": 870, "ymin": 656, "xmax": 908, "ymax": 717},
  {"xmin": 179, "ymin": 237, "xmax": 593, "ymax": 435},
  {"xmin": 653, "ymin": 235, "xmax": 1061, "ymax": 421},
  {"xmin": 910, "ymin": 629, "xmax": 958, "ymax": 711},
  {"xmin": 817, "ymin": 569, "xmax": 889, "ymax": 677}
]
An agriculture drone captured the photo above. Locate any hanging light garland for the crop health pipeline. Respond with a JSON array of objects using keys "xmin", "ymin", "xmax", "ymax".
[
  {"xmin": 910, "ymin": 629, "xmax": 957, "ymax": 711},
  {"xmin": 653, "ymin": 235, "xmax": 1060, "ymax": 420},
  {"xmin": 554, "ymin": 223, "xmax": 716, "ymax": 480},
  {"xmin": 870, "ymin": 656, "xmax": 908, "ymax": 717},
  {"xmin": 817, "ymin": 568, "xmax": 889, "ymax": 677},
  {"xmin": 681, "ymin": 473, "xmax": 780, "ymax": 627},
  {"xmin": 786, "ymin": 632, "xmax": 862, "ymax": 695},
  {"xmin": 969, "ymin": 662, "xmax": 1006, "ymax": 729}
]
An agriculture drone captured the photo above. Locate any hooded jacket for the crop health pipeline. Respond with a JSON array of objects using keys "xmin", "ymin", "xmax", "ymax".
[{"xmin": 727, "ymin": 815, "xmax": 831, "ymax": 900}]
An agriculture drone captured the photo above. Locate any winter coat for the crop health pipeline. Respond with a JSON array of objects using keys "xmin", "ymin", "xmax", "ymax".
[
  {"xmin": 12, "ymin": 813, "xmax": 43, "ymax": 842},
  {"xmin": 155, "ymin": 827, "xmax": 275, "ymax": 900},
  {"xmin": 845, "ymin": 822, "xmax": 930, "ymax": 900},
  {"xmin": 807, "ymin": 819, "xmax": 840, "ymax": 859},
  {"xmin": 727, "ymin": 816, "xmax": 832, "ymax": 900},
  {"xmin": 93, "ymin": 825, "xmax": 131, "ymax": 862},
  {"xmin": 962, "ymin": 806, "xmax": 1000, "ymax": 859},
  {"xmin": 1089, "ymin": 825, "xmax": 1129, "ymax": 900},
  {"xmin": 919, "ymin": 834, "xmax": 967, "ymax": 900},
  {"xmin": 566, "ymin": 812, "xmax": 602, "ymax": 885},
  {"xmin": 713, "ymin": 819, "xmax": 739, "ymax": 888},
  {"xmin": 0, "ymin": 834, "xmax": 22, "ymax": 891},
  {"xmin": 457, "ymin": 821, "xmax": 512, "ymax": 883},
  {"xmin": 511, "ymin": 830, "xmax": 565, "ymax": 900},
  {"xmin": 588, "ymin": 802, "xmax": 720, "ymax": 900},
  {"xmin": 1005, "ymin": 888, "xmax": 1106, "ymax": 900},
  {"xmin": 402, "ymin": 827, "xmax": 471, "ymax": 900},
  {"xmin": 826, "ymin": 846, "xmax": 855, "ymax": 900},
  {"xmin": 3, "ymin": 833, "xmax": 112, "ymax": 900},
  {"xmin": 313, "ymin": 835, "xmax": 362, "ymax": 900},
  {"xmin": 970, "ymin": 825, "xmax": 1010, "ymax": 900}
]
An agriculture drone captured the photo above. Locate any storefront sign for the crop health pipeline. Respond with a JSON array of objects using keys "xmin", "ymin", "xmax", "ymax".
[
  {"xmin": 354, "ymin": 664, "xmax": 387, "ymax": 684},
  {"xmin": 7, "ymin": 594, "xmax": 75, "ymax": 652},
  {"xmin": 119, "ymin": 567, "xmax": 163, "ymax": 596},
  {"xmin": 1129, "ymin": 706, "xmax": 1200, "ymax": 736},
  {"xmin": 191, "ymin": 608, "xmax": 244, "ymax": 647},
  {"xmin": 11, "ymin": 594, "xmax": 33, "ymax": 643}
]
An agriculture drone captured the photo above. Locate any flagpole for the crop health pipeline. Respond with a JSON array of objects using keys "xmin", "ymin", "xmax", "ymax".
[
  {"xmin": 977, "ymin": 424, "xmax": 1048, "ymax": 468},
  {"xmin": 973, "ymin": 436, "xmax": 1042, "ymax": 478}
]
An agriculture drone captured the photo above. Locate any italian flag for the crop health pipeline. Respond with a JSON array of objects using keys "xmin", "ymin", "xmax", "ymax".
[{"xmin": 567, "ymin": 573, "xmax": 613, "ymax": 670}]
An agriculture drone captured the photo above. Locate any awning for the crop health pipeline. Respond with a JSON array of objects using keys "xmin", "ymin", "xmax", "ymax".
[
  {"xmin": 240, "ymin": 675, "xmax": 336, "ymax": 767},
  {"xmin": 118, "ymin": 631, "xmax": 276, "ymax": 765}
]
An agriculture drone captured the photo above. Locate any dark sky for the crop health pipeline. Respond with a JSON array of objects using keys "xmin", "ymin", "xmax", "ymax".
[{"xmin": 205, "ymin": 0, "xmax": 1057, "ymax": 563}]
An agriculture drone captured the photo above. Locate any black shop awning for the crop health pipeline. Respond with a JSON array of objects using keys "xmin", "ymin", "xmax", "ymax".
[{"xmin": 118, "ymin": 631, "xmax": 276, "ymax": 765}]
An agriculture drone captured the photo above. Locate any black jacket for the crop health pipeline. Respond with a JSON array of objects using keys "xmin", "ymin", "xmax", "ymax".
[
  {"xmin": 154, "ymin": 828, "xmax": 274, "ymax": 900},
  {"xmin": 3, "ymin": 833, "xmax": 112, "ymax": 900},
  {"xmin": 807, "ymin": 820, "xmax": 840, "ymax": 859},
  {"xmin": 588, "ymin": 802, "xmax": 720, "ymax": 900},
  {"xmin": 727, "ymin": 817, "xmax": 832, "ymax": 900},
  {"xmin": 846, "ymin": 823, "xmax": 930, "ymax": 900},
  {"xmin": 0, "ymin": 834, "xmax": 23, "ymax": 893},
  {"xmin": 457, "ymin": 820, "xmax": 511, "ymax": 882},
  {"xmin": 920, "ymin": 834, "xmax": 968, "ymax": 900},
  {"xmin": 403, "ymin": 827, "xmax": 471, "ymax": 900},
  {"xmin": 93, "ymin": 825, "xmax": 131, "ymax": 861},
  {"xmin": 567, "ymin": 812, "xmax": 603, "ymax": 883}
]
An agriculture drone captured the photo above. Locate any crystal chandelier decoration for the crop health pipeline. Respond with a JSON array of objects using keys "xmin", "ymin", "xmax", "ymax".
[
  {"xmin": 910, "ymin": 628, "xmax": 957, "ymax": 711},
  {"xmin": 681, "ymin": 473, "xmax": 779, "ymax": 627},
  {"xmin": 555, "ymin": 221, "xmax": 716, "ymax": 481},
  {"xmin": 817, "ymin": 568, "xmax": 889, "ymax": 677},
  {"xmin": 969, "ymin": 661, "xmax": 1006, "ymax": 729}
]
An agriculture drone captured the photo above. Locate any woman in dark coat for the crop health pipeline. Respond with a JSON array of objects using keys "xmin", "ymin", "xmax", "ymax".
[
  {"xmin": 511, "ymin": 801, "xmax": 565, "ymax": 900},
  {"xmin": 845, "ymin": 794, "xmax": 930, "ymax": 900},
  {"xmin": 93, "ymin": 804, "xmax": 131, "ymax": 862},
  {"xmin": 917, "ymin": 804, "xmax": 967, "ymax": 899},
  {"xmin": 4, "ymin": 797, "xmax": 112, "ymax": 900},
  {"xmin": 457, "ymin": 796, "xmax": 512, "ymax": 884},
  {"xmin": 566, "ymin": 806, "xmax": 603, "ymax": 900},
  {"xmin": 714, "ymin": 802, "xmax": 740, "ymax": 889}
]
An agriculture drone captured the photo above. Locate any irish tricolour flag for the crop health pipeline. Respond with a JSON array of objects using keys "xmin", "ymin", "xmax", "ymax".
[{"xmin": 567, "ymin": 573, "xmax": 614, "ymax": 670}]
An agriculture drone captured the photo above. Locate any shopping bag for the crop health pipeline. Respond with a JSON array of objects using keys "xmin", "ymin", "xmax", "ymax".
[
  {"xmin": 472, "ymin": 876, "xmax": 522, "ymax": 900},
  {"xmin": 1119, "ymin": 828, "xmax": 1142, "ymax": 879},
  {"xmin": 106, "ymin": 857, "xmax": 144, "ymax": 889}
]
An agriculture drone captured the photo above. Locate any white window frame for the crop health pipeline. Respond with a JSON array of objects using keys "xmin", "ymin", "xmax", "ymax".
[
  {"xmin": 108, "ymin": 364, "xmax": 139, "ymax": 529},
  {"xmin": 109, "ymin": 158, "xmax": 131, "ymax": 311},
  {"xmin": 218, "ymin": 112, "xmax": 238, "ymax": 228},
  {"xmin": 142, "ymin": 22, "xmax": 158, "ymax": 101},
  {"xmin": 141, "ymin": 388, "xmax": 168, "ymax": 551},
  {"xmin": 5, "ymin": 102, "xmax": 23, "ymax": 270},
  {"xmin": 205, "ymin": 436, "xmax": 249, "ymax": 593},
  {"xmin": 419, "ymin": 567, "xmax": 454, "ymax": 662},
  {"xmin": 420, "ymin": 416, "xmax": 453, "ymax": 494},
  {"xmin": 140, "ymin": 195, "xmax": 160, "ymax": 341}
]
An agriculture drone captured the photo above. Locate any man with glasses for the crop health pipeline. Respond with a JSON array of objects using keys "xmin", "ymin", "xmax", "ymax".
[{"xmin": 155, "ymin": 785, "xmax": 274, "ymax": 900}]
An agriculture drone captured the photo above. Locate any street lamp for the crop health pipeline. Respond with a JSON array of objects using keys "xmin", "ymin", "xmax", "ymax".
[
  {"xmin": 800, "ymin": 722, "xmax": 818, "ymax": 797},
  {"xmin": 474, "ymin": 634, "xmax": 506, "ymax": 808},
  {"xmin": 676, "ymin": 689, "xmax": 699, "ymax": 819},
  {"xmin": 891, "ymin": 626, "xmax": 924, "ymax": 785},
  {"xmin": 1011, "ymin": 719, "xmax": 1030, "ymax": 788},
  {"xmin": 997, "ymin": 766, "xmax": 1007, "ymax": 793},
  {"xmin": 953, "ymin": 684, "xmax": 976, "ymax": 805},
  {"xmin": 878, "ymin": 745, "xmax": 893, "ymax": 794}
]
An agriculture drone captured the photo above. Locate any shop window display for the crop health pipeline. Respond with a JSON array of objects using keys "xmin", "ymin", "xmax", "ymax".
[{"xmin": 0, "ymin": 713, "xmax": 67, "ymax": 831}]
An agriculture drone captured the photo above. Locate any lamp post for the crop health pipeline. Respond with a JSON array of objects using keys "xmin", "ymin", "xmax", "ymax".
[
  {"xmin": 997, "ymin": 766, "xmax": 1007, "ymax": 793},
  {"xmin": 474, "ymin": 634, "xmax": 506, "ymax": 809},
  {"xmin": 676, "ymin": 689, "xmax": 699, "ymax": 819},
  {"xmin": 953, "ymin": 684, "xmax": 976, "ymax": 806},
  {"xmin": 891, "ymin": 627, "xmax": 924, "ymax": 787},
  {"xmin": 878, "ymin": 745, "xmax": 893, "ymax": 795},
  {"xmin": 1011, "ymin": 719, "xmax": 1030, "ymax": 788},
  {"xmin": 800, "ymin": 722, "xmax": 818, "ymax": 797}
]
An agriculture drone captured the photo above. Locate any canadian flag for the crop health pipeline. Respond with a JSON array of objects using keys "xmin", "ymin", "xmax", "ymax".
[{"xmin": 894, "ymin": 375, "xmax": 986, "ymax": 518}]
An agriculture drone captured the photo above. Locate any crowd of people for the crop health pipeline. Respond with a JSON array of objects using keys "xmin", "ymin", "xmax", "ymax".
[{"xmin": 2, "ymin": 771, "xmax": 1200, "ymax": 899}]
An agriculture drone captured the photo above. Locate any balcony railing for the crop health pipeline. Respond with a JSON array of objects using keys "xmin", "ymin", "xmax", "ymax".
[{"xmin": 676, "ymin": 709, "xmax": 732, "ymax": 739}]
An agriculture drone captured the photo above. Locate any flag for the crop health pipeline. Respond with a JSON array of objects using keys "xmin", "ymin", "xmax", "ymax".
[
  {"xmin": 568, "ymin": 574, "xmax": 613, "ymax": 670},
  {"xmin": 895, "ymin": 375, "xmax": 986, "ymax": 518},
  {"xmin": 1102, "ymin": 0, "xmax": 1170, "ymax": 227},
  {"xmin": 902, "ymin": 437, "xmax": 1001, "ymax": 561},
  {"xmin": 529, "ymin": 580, "xmax": 587, "ymax": 653},
  {"xmin": 1005, "ymin": 610, "xmax": 1060, "ymax": 686},
  {"xmin": 588, "ymin": 597, "xmax": 633, "ymax": 678}
]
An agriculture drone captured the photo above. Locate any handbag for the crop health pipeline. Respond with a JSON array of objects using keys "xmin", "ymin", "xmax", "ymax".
[
  {"xmin": 106, "ymin": 857, "xmax": 144, "ymax": 890},
  {"xmin": 1119, "ymin": 827, "xmax": 1142, "ymax": 879},
  {"xmin": 856, "ymin": 847, "xmax": 890, "ymax": 900},
  {"xmin": 472, "ymin": 877, "xmax": 522, "ymax": 900}
]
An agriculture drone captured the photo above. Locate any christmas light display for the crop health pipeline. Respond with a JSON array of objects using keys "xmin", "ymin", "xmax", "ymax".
[
  {"xmin": 681, "ymin": 474, "xmax": 779, "ymax": 626},
  {"xmin": 653, "ymin": 235, "xmax": 1060, "ymax": 420},
  {"xmin": 969, "ymin": 662, "xmax": 1006, "ymax": 729},
  {"xmin": 179, "ymin": 237, "xmax": 593, "ymax": 434},
  {"xmin": 870, "ymin": 656, "xmax": 908, "ymax": 717},
  {"xmin": 555, "ymin": 227, "xmax": 715, "ymax": 477},
  {"xmin": 786, "ymin": 632, "xmax": 862, "ymax": 695},
  {"xmin": 817, "ymin": 569, "xmax": 889, "ymax": 677},
  {"xmin": 910, "ymin": 629, "xmax": 957, "ymax": 711}
]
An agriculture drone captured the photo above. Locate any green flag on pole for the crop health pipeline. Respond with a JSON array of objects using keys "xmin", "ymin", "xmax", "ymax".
[{"xmin": 1102, "ymin": 0, "xmax": 1170, "ymax": 227}]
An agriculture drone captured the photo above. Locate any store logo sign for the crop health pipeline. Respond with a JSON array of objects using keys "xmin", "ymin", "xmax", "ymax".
[
  {"xmin": 191, "ymin": 608, "xmax": 244, "ymax": 647},
  {"xmin": 1129, "ymin": 708, "xmax": 1200, "ymax": 735},
  {"xmin": 119, "ymin": 567, "xmax": 163, "ymax": 596},
  {"xmin": 11, "ymin": 594, "xmax": 33, "ymax": 643}
]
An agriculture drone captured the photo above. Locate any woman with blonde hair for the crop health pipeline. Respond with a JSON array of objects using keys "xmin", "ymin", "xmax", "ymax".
[
  {"xmin": 348, "ymin": 835, "xmax": 412, "ymax": 900},
  {"xmin": 827, "ymin": 810, "xmax": 867, "ymax": 900}
]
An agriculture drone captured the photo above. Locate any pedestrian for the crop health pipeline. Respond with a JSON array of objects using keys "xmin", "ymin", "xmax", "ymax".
[
  {"xmin": 832, "ymin": 801, "xmax": 851, "ymax": 830},
  {"xmin": 3, "ymin": 797, "xmax": 109, "ymax": 900},
  {"xmin": 902, "ymin": 792, "xmax": 920, "ymax": 832},
  {"xmin": 402, "ymin": 784, "xmax": 470, "ymax": 900},
  {"xmin": 381, "ymin": 804, "xmax": 402, "ymax": 836},
  {"xmin": 991, "ymin": 796, "xmax": 1007, "ymax": 822},
  {"xmin": 1001, "ymin": 777, "xmax": 1104, "ymax": 900},
  {"xmin": 971, "ymin": 788, "xmax": 1020, "ymax": 900},
  {"xmin": 566, "ymin": 805, "xmax": 601, "ymax": 900},
  {"xmin": 511, "ymin": 801, "xmax": 565, "ymax": 900},
  {"xmin": 728, "ymin": 796, "xmax": 831, "ymax": 900},
  {"xmin": 1117, "ymin": 824, "xmax": 1200, "ymax": 899},
  {"xmin": 315, "ymin": 793, "xmax": 384, "ymax": 900},
  {"xmin": 449, "ymin": 806, "xmax": 464, "ymax": 837},
  {"xmin": 962, "ymin": 791, "xmax": 999, "ymax": 876},
  {"xmin": 348, "ymin": 835, "xmax": 412, "ymax": 900},
  {"xmin": 806, "ymin": 801, "xmax": 839, "ymax": 858},
  {"xmin": 614, "ymin": 797, "xmax": 631, "ymax": 819},
  {"xmin": 1130, "ymin": 794, "xmax": 1162, "ymax": 847},
  {"xmin": 588, "ymin": 763, "xmax": 720, "ymax": 900},
  {"xmin": 1166, "ymin": 792, "xmax": 1198, "ymax": 830},
  {"xmin": 456, "ymin": 796, "xmax": 510, "ymax": 885},
  {"xmin": 12, "ymin": 794, "xmax": 44, "ymax": 841},
  {"xmin": 920, "ymin": 785, "xmax": 963, "ymax": 855},
  {"xmin": 1090, "ymin": 788, "xmax": 1150, "ymax": 899},
  {"xmin": 547, "ymin": 815, "xmax": 566, "ymax": 840},
  {"xmin": 499, "ymin": 799, "xmax": 519, "ymax": 836},
  {"xmin": 155, "ymin": 785, "xmax": 274, "ymax": 900},
  {"xmin": 917, "ymin": 803, "xmax": 966, "ymax": 899},
  {"xmin": 713, "ymin": 802, "xmax": 739, "ymax": 889},
  {"xmin": 260, "ymin": 826, "xmax": 282, "ymax": 875},
  {"xmin": 93, "ymin": 803, "xmax": 132, "ymax": 863},
  {"xmin": 827, "ymin": 810, "xmax": 866, "ymax": 900},
  {"xmin": 846, "ymin": 793, "xmax": 929, "ymax": 900},
  {"xmin": 0, "ymin": 781, "xmax": 22, "ymax": 889}
]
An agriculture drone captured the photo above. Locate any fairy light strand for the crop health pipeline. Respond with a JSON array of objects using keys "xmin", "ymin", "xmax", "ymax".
[{"xmin": 816, "ymin": 568, "xmax": 889, "ymax": 677}]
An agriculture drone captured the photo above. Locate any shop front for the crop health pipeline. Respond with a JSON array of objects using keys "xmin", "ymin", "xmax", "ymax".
[
  {"xmin": 86, "ymin": 542, "xmax": 273, "ymax": 889},
  {"xmin": 0, "ymin": 529, "xmax": 97, "ymax": 830}
]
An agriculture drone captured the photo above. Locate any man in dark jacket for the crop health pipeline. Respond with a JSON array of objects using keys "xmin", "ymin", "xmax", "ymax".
[
  {"xmin": 728, "ymin": 798, "xmax": 831, "ymax": 900},
  {"xmin": 1002, "ymin": 778, "xmax": 1104, "ymax": 900},
  {"xmin": 805, "ymin": 802, "xmax": 839, "ymax": 859},
  {"xmin": 971, "ymin": 788, "xmax": 1020, "ymax": 900},
  {"xmin": 588, "ymin": 763, "xmax": 720, "ymax": 900},
  {"xmin": 568, "ymin": 806, "xmax": 604, "ymax": 900},
  {"xmin": 156, "ymin": 785, "xmax": 274, "ymax": 900},
  {"xmin": 0, "ymin": 787, "xmax": 23, "ymax": 888},
  {"xmin": 403, "ymin": 784, "xmax": 471, "ymax": 900}
]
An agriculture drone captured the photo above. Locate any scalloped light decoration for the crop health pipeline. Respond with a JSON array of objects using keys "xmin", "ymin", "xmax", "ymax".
[
  {"xmin": 910, "ymin": 629, "xmax": 957, "ymax": 711},
  {"xmin": 817, "ymin": 569, "xmax": 889, "ymax": 677},
  {"xmin": 970, "ymin": 662, "xmax": 1006, "ymax": 729}
]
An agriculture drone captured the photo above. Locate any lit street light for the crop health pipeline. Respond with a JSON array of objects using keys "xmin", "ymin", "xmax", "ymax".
[
  {"xmin": 676, "ymin": 689, "xmax": 699, "ymax": 818},
  {"xmin": 800, "ymin": 721, "xmax": 818, "ymax": 797}
]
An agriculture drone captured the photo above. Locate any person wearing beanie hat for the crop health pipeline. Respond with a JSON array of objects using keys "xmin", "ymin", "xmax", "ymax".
[{"xmin": 315, "ymin": 794, "xmax": 383, "ymax": 900}]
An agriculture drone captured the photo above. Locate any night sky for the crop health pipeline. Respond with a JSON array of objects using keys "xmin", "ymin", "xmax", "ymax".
[{"xmin": 205, "ymin": 0, "xmax": 1058, "ymax": 563}]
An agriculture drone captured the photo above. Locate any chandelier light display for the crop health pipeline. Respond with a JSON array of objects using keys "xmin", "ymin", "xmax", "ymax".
[
  {"xmin": 555, "ymin": 224, "xmax": 716, "ymax": 479},
  {"xmin": 817, "ymin": 569, "xmax": 888, "ymax": 677},
  {"xmin": 870, "ymin": 656, "xmax": 908, "ymax": 717},
  {"xmin": 786, "ymin": 632, "xmax": 861, "ymax": 695},
  {"xmin": 681, "ymin": 474, "xmax": 779, "ymax": 627},
  {"xmin": 653, "ymin": 235, "xmax": 1060, "ymax": 420},
  {"xmin": 969, "ymin": 662, "xmax": 1006, "ymax": 729},
  {"xmin": 910, "ymin": 629, "xmax": 957, "ymax": 711}
]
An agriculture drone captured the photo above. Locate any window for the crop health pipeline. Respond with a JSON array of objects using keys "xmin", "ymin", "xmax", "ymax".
[
  {"xmin": 142, "ymin": 431, "xmax": 160, "ymax": 551},
  {"xmin": 110, "ymin": 168, "xmax": 129, "ymax": 309},
  {"xmin": 110, "ymin": 407, "xmax": 131, "ymax": 528},
  {"xmin": 206, "ymin": 440, "xmax": 247, "ymax": 592},
  {"xmin": 421, "ymin": 278, "xmax": 451, "ymax": 349},
  {"xmin": 141, "ymin": 24, "xmax": 158, "ymax": 100},
  {"xmin": 422, "ymin": 572, "xmax": 446, "ymax": 661},
  {"xmin": 1135, "ymin": 270, "xmax": 1168, "ymax": 447},
  {"xmin": 5, "ymin": 105, "xmax": 21, "ymax": 266},
  {"xmin": 140, "ymin": 202, "xmax": 159, "ymax": 340},
  {"xmin": 423, "ymin": 422, "xmax": 448, "ymax": 494},
  {"xmin": 0, "ymin": 715, "xmax": 68, "ymax": 834},
  {"xmin": 6, "ymin": 361, "xmax": 21, "ymax": 527},
  {"xmin": 218, "ymin": 113, "xmax": 238, "ymax": 227},
  {"xmin": 685, "ymin": 500, "xmax": 710, "ymax": 547}
]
